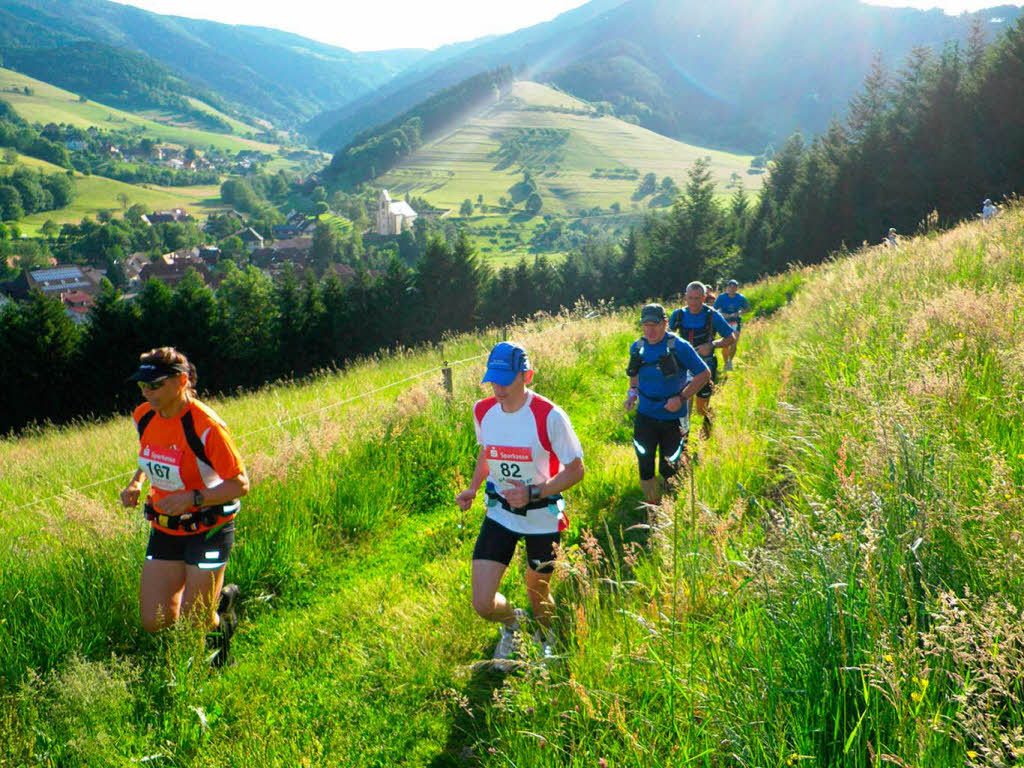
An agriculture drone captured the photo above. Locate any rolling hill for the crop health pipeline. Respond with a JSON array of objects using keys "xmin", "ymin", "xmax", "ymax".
[
  {"xmin": 0, "ymin": 67, "xmax": 279, "ymax": 154},
  {"xmin": 0, "ymin": 0, "xmax": 427, "ymax": 128},
  {"xmin": 311, "ymin": 0, "xmax": 1023, "ymax": 153},
  {"xmin": 0, "ymin": 66, "xmax": 331, "ymax": 235},
  {"xmin": 378, "ymin": 81, "xmax": 757, "ymax": 216}
]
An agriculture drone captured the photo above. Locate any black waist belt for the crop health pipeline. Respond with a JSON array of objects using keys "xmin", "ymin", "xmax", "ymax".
[
  {"xmin": 485, "ymin": 487, "xmax": 562, "ymax": 516},
  {"xmin": 145, "ymin": 500, "xmax": 239, "ymax": 532},
  {"xmin": 638, "ymin": 387, "xmax": 674, "ymax": 403}
]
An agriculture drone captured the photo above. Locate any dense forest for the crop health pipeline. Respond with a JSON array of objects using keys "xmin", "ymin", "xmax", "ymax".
[
  {"xmin": 3, "ymin": 19, "xmax": 1024, "ymax": 433},
  {"xmin": 1, "ymin": 42, "xmax": 235, "ymax": 133}
]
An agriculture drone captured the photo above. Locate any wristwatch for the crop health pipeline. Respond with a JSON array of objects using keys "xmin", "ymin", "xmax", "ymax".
[
  {"xmin": 193, "ymin": 489, "xmax": 204, "ymax": 508},
  {"xmin": 528, "ymin": 484, "xmax": 542, "ymax": 503}
]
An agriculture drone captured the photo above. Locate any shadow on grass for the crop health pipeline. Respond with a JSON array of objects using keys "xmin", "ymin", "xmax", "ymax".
[{"xmin": 427, "ymin": 660, "xmax": 509, "ymax": 767}]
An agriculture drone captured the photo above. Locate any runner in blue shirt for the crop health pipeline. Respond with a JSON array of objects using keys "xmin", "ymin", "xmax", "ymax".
[
  {"xmin": 669, "ymin": 281, "xmax": 736, "ymax": 441},
  {"xmin": 625, "ymin": 303, "xmax": 709, "ymax": 504},
  {"xmin": 713, "ymin": 279, "xmax": 750, "ymax": 371}
]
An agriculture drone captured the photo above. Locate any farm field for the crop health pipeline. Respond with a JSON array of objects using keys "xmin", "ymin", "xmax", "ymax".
[
  {"xmin": 2, "ymin": 208, "xmax": 1022, "ymax": 766},
  {"xmin": 379, "ymin": 81, "xmax": 758, "ymax": 263},
  {"xmin": 380, "ymin": 81, "xmax": 758, "ymax": 214}
]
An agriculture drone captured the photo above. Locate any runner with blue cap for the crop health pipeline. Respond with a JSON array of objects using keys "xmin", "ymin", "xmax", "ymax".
[
  {"xmin": 626, "ymin": 303, "xmax": 710, "ymax": 504},
  {"xmin": 669, "ymin": 282, "xmax": 737, "ymax": 440},
  {"xmin": 713, "ymin": 279, "xmax": 749, "ymax": 371},
  {"xmin": 456, "ymin": 342, "xmax": 585, "ymax": 660}
]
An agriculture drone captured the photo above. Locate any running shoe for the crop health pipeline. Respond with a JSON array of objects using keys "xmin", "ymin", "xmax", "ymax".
[
  {"xmin": 493, "ymin": 608, "xmax": 526, "ymax": 660},
  {"xmin": 724, "ymin": 360, "xmax": 733, "ymax": 371},
  {"xmin": 533, "ymin": 627, "xmax": 556, "ymax": 660}
]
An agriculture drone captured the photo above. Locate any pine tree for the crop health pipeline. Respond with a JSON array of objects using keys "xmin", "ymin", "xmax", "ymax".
[
  {"xmin": 0, "ymin": 290, "xmax": 82, "ymax": 430},
  {"xmin": 78, "ymin": 279, "xmax": 142, "ymax": 416},
  {"xmin": 217, "ymin": 266, "xmax": 279, "ymax": 387}
]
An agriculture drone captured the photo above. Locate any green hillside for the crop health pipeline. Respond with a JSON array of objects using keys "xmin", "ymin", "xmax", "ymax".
[
  {"xmin": 4, "ymin": 206, "xmax": 1021, "ymax": 764},
  {"xmin": 4, "ymin": 151, "xmax": 222, "ymax": 236},
  {"xmin": 380, "ymin": 81, "xmax": 757, "ymax": 216},
  {"xmin": 0, "ymin": 0, "xmax": 425, "ymax": 129},
  {"xmin": 0, "ymin": 67, "xmax": 277, "ymax": 153}
]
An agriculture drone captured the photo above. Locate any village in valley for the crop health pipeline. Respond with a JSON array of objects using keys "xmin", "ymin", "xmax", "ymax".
[{"xmin": 0, "ymin": 189, "xmax": 424, "ymax": 324}]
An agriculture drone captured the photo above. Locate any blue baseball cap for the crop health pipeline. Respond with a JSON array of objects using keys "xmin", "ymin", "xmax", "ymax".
[{"xmin": 482, "ymin": 342, "xmax": 530, "ymax": 386}]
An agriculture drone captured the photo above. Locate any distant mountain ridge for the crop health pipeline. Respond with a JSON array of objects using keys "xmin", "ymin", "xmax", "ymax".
[
  {"xmin": 310, "ymin": 0, "xmax": 1024, "ymax": 153},
  {"xmin": 0, "ymin": 0, "xmax": 428, "ymax": 127}
]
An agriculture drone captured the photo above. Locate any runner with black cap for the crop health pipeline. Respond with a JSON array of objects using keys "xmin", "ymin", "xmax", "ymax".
[
  {"xmin": 119, "ymin": 346, "xmax": 249, "ymax": 667},
  {"xmin": 455, "ymin": 341, "xmax": 585, "ymax": 660},
  {"xmin": 713, "ymin": 279, "xmax": 749, "ymax": 371},
  {"xmin": 669, "ymin": 282, "xmax": 736, "ymax": 440},
  {"xmin": 625, "ymin": 303, "xmax": 710, "ymax": 504}
]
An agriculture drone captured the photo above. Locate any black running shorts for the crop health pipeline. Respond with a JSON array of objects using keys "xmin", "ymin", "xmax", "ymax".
[
  {"xmin": 472, "ymin": 516, "xmax": 560, "ymax": 574},
  {"xmin": 145, "ymin": 520, "xmax": 235, "ymax": 568},
  {"xmin": 633, "ymin": 411, "xmax": 687, "ymax": 481}
]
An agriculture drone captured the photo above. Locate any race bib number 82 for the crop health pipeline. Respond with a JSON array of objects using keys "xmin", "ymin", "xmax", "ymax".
[{"xmin": 486, "ymin": 445, "xmax": 534, "ymax": 486}]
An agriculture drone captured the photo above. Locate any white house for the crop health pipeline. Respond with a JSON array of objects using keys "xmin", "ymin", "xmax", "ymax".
[{"xmin": 375, "ymin": 190, "xmax": 418, "ymax": 236}]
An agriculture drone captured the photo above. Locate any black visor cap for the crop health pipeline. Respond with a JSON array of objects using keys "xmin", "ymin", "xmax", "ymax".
[{"xmin": 126, "ymin": 361, "xmax": 189, "ymax": 383}]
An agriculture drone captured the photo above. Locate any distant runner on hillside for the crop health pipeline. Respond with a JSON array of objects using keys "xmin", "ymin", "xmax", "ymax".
[
  {"xmin": 669, "ymin": 282, "xmax": 736, "ymax": 440},
  {"xmin": 982, "ymin": 198, "xmax": 999, "ymax": 221},
  {"xmin": 120, "ymin": 347, "xmax": 248, "ymax": 668},
  {"xmin": 456, "ymin": 342, "xmax": 585, "ymax": 660},
  {"xmin": 625, "ymin": 303, "xmax": 709, "ymax": 504},
  {"xmin": 884, "ymin": 227, "xmax": 899, "ymax": 248},
  {"xmin": 713, "ymin": 279, "xmax": 750, "ymax": 371}
]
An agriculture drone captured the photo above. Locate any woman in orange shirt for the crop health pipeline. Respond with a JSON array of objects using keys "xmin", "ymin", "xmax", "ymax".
[{"xmin": 119, "ymin": 347, "xmax": 249, "ymax": 666}]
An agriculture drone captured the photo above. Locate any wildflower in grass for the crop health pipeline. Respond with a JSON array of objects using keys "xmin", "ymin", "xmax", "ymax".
[{"xmin": 580, "ymin": 528, "xmax": 604, "ymax": 564}]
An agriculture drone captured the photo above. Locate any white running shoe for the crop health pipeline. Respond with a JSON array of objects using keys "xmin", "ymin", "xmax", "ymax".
[
  {"xmin": 724, "ymin": 360, "xmax": 734, "ymax": 371},
  {"xmin": 493, "ymin": 609, "xmax": 526, "ymax": 660},
  {"xmin": 533, "ymin": 627, "xmax": 556, "ymax": 659}
]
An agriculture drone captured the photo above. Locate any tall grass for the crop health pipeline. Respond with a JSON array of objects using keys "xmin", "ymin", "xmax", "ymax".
[
  {"xmin": 3, "ymin": 209, "xmax": 1022, "ymax": 766},
  {"xmin": 470, "ymin": 207, "xmax": 1024, "ymax": 767}
]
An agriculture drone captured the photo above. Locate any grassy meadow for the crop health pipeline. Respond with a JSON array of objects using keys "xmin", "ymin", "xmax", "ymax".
[
  {"xmin": 2, "ymin": 206, "xmax": 1024, "ymax": 766},
  {"xmin": 1, "ymin": 150, "xmax": 223, "ymax": 236},
  {"xmin": 0, "ymin": 67, "xmax": 277, "ymax": 154}
]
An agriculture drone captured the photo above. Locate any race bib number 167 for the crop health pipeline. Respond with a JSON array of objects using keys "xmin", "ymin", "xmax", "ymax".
[{"xmin": 139, "ymin": 445, "xmax": 185, "ymax": 491}]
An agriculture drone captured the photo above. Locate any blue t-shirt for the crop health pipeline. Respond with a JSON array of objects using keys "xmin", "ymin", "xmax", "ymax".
[
  {"xmin": 714, "ymin": 293, "xmax": 749, "ymax": 327},
  {"xmin": 669, "ymin": 306, "xmax": 735, "ymax": 359},
  {"xmin": 630, "ymin": 333, "xmax": 709, "ymax": 421}
]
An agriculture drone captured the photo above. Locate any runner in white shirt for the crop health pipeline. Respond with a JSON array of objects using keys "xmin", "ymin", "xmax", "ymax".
[{"xmin": 455, "ymin": 342, "xmax": 585, "ymax": 660}]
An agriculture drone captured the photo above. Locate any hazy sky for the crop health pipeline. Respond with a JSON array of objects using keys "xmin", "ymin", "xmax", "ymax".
[{"xmin": 109, "ymin": 0, "xmax": 1022, "ymax": 52}]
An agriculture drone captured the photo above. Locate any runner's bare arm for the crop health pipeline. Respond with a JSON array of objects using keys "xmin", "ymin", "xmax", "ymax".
[
  {"xmin": 456, "ymin": 448, "xmax": 490, "ymax": 510},
  {"xmin": 152, "ymin": 473, "xmax": 249, "ymax": 516},
  {"xmin": 714, "ymin": 332, "xmax": 737, "ymax": 352},
  {"xmin": 679, "ymin": 369, "xmax": 710, "ymax": 400},
  {"xmin": 533, "ymin": 457, "xmax": 585, "ymax": 499},
  {"xmin": 120, "ymin": 470, "xmax": 147, "ymax": 508}
]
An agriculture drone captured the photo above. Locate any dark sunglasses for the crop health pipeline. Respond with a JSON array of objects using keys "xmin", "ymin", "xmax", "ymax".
[{"xmin": 138, "ymin": 376, "xmax": 172, "ymax": 392}]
